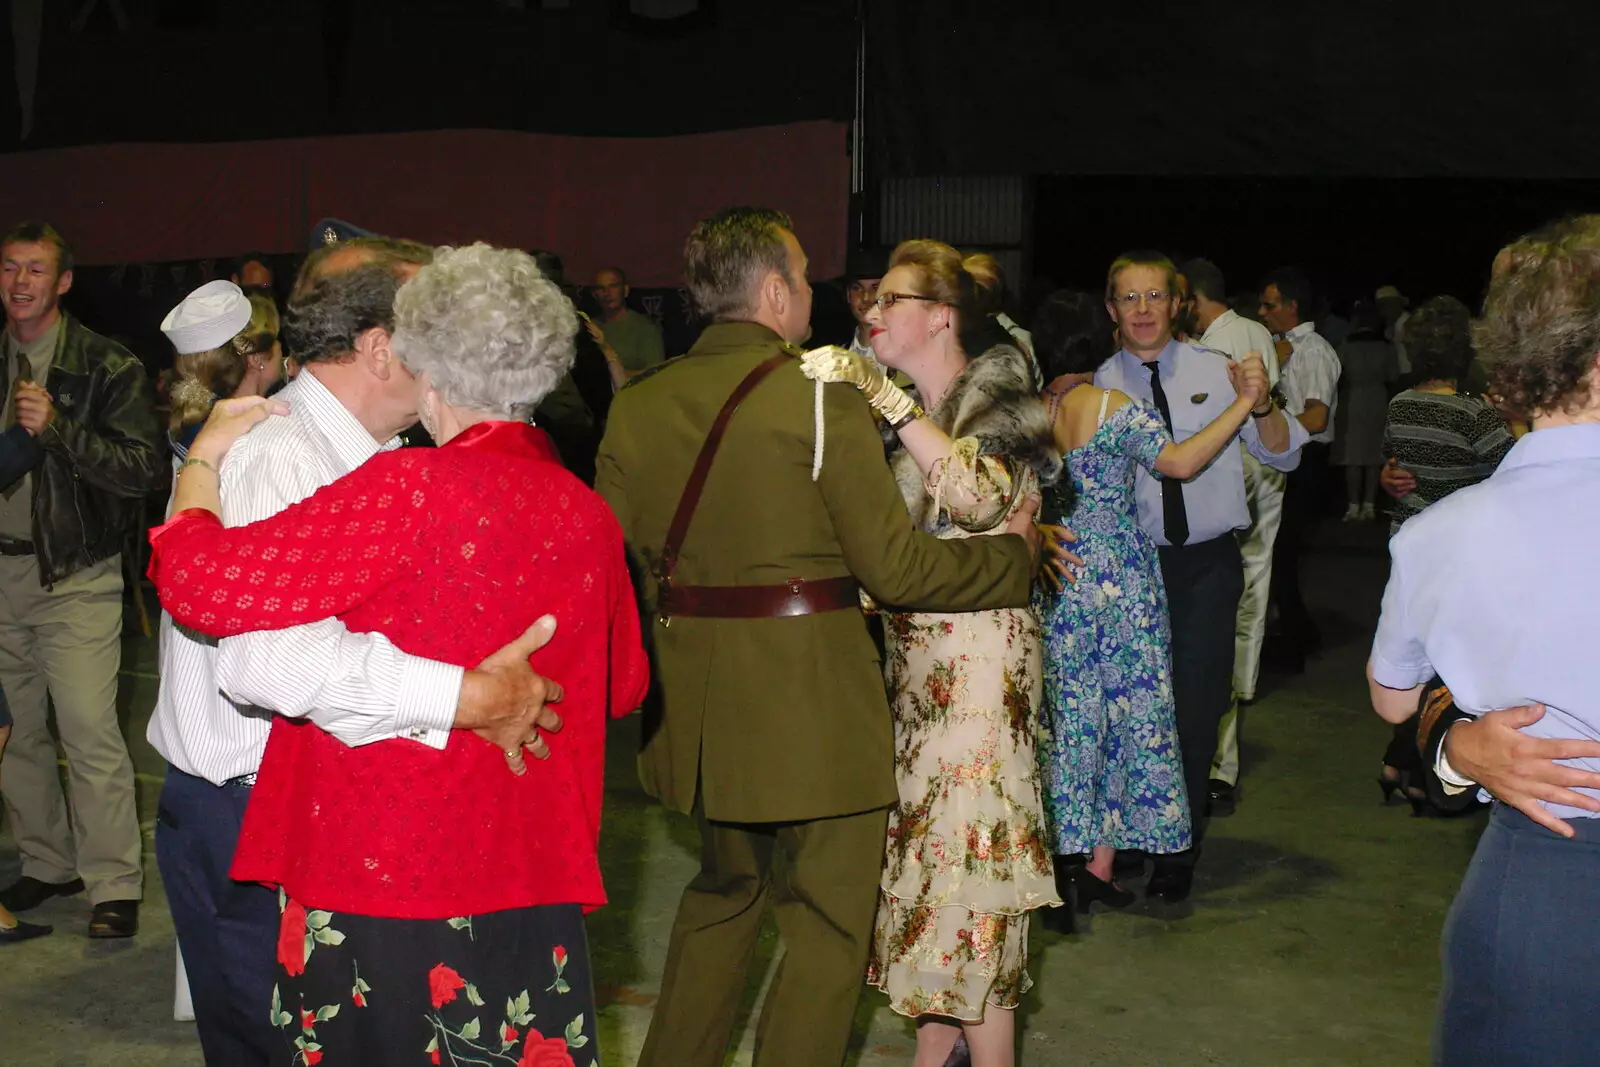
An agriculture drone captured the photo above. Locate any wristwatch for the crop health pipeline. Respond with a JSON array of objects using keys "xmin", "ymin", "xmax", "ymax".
[{"xmin": 1251, "ymin": 397, "xmax": 1278, "ymax": 419}]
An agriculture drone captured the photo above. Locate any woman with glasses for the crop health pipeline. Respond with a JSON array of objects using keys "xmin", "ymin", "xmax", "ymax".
[
  {"xmin": 802, "ymin": 239, "xmax": 1062, "ymax": 1067},
  {"xmin": 1029, "ymin": 289, "xmax": 1263, "ymax": 923}
]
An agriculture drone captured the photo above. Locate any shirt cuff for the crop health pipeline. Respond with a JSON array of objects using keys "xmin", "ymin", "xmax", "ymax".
[
  {"xmin": 1434, "ymin": 730, "xmax": 1477, "ymax": 794},
  {"xmin": 393, "ymin": 657, "xmax": 463, "ymax": 750}
]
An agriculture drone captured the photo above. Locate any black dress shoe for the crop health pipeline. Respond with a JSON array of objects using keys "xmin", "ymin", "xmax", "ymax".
[
  {"xmin": 1208, "ymin": 779, "xmax": 1237, "ymax": 818},
  {"xmin": 1073, "ymin": 869, "xmax": 1137, "ymax": 914},
  {"xmin": 1146, "ymin": 865, "xmax": 1194, "ymax": 904},
  {"xmin": 88, "ymin": 899, "xmax": 139, "ymax": 939},
  {"xmin": 0, "ymin": 876, "xmax": 85, "ymax": 912},
  {"xmin": 0, "ymin": 919, "xmax": 52, "ymax": 944}
]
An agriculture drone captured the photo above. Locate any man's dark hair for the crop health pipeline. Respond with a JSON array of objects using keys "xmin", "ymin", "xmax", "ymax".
[
  {"xmin": 529, "ymin": 250, "xmax": 567, "ymax": 287},
  {"xmin": 1261, "ymin": 266, "xmax": 1314, "ymax": 320},
  {"xmin": 684, "ymin": 206, "xmax": 795, "ymax": 321},
  {"xmin": 1180, "ymin": 258, "xmax": 1227, "ymax": 304},
  {"xmin": 596, "ymin": 266, "xmax": 628, "ymax": 285},
  {"xmin": 291, "ymin": 236, "xmax": 432, "ymax": 302},
  {"xmin": 1033, "ymin": 289, "xmax": 1116, "ymax": 379},
  {"xmin": 283, "ymin": 261, "xmax": 411, "ymax": 365},
  {"xmin": 2, "ymin": 221, "xmax": 73, "ymax": 274}
]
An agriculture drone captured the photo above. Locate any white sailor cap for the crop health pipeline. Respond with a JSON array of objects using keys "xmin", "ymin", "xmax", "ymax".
[{"xmin": 161, "ymin": 280, "xmax": 252, "ymax": 355}]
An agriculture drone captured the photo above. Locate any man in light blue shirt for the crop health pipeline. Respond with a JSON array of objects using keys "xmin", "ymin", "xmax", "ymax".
[{"xmin": 1094, "ymin": 250, "xmax": 1305, "ymax": 905}]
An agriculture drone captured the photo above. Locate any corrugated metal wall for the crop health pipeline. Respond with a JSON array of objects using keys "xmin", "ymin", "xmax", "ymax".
[{"xmin": 876, "ymin": 175, "xmax": 1032, "ymax": 293}]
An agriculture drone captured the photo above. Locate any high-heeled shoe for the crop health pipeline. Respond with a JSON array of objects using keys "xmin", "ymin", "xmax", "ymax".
[
  {"xmin": 1377, "ymin": 770, "xmax": 1406, "ymax": 805},
  {"xmin": 1073, "ymin": 869, "xmax": 1136, "ymax": 914}
]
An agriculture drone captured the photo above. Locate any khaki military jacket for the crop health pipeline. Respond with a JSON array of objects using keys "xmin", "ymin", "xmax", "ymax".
[{"xmin": 596, "ymin": 321, "xmax": 1032, "ymax": 823}]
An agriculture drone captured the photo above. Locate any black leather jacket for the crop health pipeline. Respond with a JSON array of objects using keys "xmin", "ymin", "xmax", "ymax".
[{"xmin": 15, "ymin": 315, "xmax": 163, "ymax": 587}]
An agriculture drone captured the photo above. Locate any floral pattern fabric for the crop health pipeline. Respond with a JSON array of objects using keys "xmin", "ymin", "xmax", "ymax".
[
  {"xmin": 866, "ymin": 442, "xmax": 1061, "ymax": 1023},
  {"xmin": 270, "ymin": 893, "xmax": 598, "ymax": 1066},
  {"xmin": 1033, "ymin": 393, "xmax": 1192, "ymax": 856}
]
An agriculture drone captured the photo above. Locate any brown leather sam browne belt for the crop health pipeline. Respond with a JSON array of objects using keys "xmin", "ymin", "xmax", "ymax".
[{"xmin": 654, "ymin": 352, "xmax": 859, "ymax": 624}]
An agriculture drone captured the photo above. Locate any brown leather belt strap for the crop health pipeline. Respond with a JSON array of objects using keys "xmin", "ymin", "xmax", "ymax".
[
  {"xmin": 655, "ymin": 352, "xmax": 790, "ymax": 598},
  {"xmin": 658, "ymin": 575, "xmax": 859, "ymax": 619}
]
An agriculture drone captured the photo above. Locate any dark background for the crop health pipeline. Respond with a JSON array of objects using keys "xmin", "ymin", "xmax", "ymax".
[
  {"xmin": 4, "ymin": 0, "xmax": 1600, "ymax": 351},
  {"xmin": 1030, "ymin": 176, "xmax": 1600, "ymax": 313}
]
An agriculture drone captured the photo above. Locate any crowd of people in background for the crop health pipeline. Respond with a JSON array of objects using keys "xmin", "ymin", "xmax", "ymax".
[{"xmin": 0, "ymin": 203, "xmax": 1588, "ymax": 1067}]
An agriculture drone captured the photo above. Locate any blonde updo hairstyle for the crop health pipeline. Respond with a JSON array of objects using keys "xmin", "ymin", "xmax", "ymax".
[
  {"xmin": 169, "ymin": 290, "xmax": 280, "ymax": 433},
  {"xmin": 886, "ymin": 239, "xmax": 1005, "ymax": 355}
]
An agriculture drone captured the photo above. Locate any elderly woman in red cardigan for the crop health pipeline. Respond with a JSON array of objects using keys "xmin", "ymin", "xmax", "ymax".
[{"xmin": 148, "ymin": 242, "xmax": 648, "ymax": 1067}]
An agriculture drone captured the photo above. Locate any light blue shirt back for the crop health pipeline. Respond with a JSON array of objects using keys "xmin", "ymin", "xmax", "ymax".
[
  {"xmin": 1371, "ymin": 424, "xmax": 1600, "ymax": 821},
  {"xmin": 1094, "ymin": 340, "xmax": 1305, "ymax": 546}
]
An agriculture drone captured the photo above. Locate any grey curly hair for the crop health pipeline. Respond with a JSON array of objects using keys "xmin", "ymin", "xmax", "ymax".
[{"xmin": 391, "ymin": 243, "xmax": 577, "ymax": 422}]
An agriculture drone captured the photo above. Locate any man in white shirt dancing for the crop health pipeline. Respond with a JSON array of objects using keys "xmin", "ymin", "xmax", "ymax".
[
  {"xmin": 1181, "ymin": 258, "xmax": 1281, "ymax": 814},
  {"xmin": 1259, "ymin": 267, "xmax": 1341, "ymax": 670}
]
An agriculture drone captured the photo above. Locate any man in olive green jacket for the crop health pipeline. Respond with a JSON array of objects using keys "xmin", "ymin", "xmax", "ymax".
[{"xmin": 596, "ymin": 208, "xmax": 1041, "ymax": 1067}]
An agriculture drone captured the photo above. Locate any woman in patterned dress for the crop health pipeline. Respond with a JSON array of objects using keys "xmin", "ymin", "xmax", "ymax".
[
  {"xmin": 803, "ymin": 241, "xmax": 1062, "ymax": 1067},
  {"xmin": 147, "ymin": 243, "xmax": 648, "ymax": 1066},
  {"xmin": 1030, "ymin": 290, "xmax": 1263, "ymax": 916}
]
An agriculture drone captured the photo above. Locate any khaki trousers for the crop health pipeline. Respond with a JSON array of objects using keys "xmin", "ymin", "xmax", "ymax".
[
  {"xmin": 0, "ymin": 554, "xmax": 142, "ymax": 903},
  {"xmin": 1214, "ymin": 451, "xmax": 1286, "ymax": 785},
  {"xmin": 638, "ymin": 804, "xmax": 889, "ymax": 1067}
]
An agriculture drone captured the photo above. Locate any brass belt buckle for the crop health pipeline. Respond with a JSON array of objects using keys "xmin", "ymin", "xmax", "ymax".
[{"xmin": 656, "ymin": 573, "xmax": 672, "ymax": 628}]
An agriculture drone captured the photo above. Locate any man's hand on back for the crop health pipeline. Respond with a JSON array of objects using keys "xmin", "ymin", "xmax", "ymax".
[{"xmin": 456, "ymin": 616, "xmax": 566, "ymax": 775}]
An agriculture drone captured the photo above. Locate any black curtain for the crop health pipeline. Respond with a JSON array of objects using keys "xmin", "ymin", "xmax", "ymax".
[
  {"xmin": 867, "ymin": 0, "xmax": 1600, "ymax": 178},
  {"xmin": 9, "ymin": 0, "xmax": 854, "ymax": 151}
]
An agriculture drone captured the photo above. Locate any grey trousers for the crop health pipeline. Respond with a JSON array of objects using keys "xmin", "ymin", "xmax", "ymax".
[{"xmin": 0, "ymin": 554, "xmax": 142, "ymax": 904}]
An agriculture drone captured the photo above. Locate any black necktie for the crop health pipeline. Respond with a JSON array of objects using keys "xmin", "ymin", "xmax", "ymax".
[{"xmin": 1147, "ymin": 361, "xmax": 1189, "ymax": 546}]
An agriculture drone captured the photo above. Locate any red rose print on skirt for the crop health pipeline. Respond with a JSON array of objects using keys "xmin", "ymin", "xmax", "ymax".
[
  {"xmin": 517, "ymin": 1029, "xmax": 575, "ymax": 1067},
  {"xmin": 428, "ymin": 963, "xmax": 467, "ymax": 1009},
  {"xmin": 277, "ymin": 900, "xmax": 309, "ymax": 977}
]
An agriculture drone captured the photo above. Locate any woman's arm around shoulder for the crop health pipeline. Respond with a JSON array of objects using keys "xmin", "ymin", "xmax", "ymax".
[{"xmin": 150, "ymin": 448, "xmax": 435, "ymax": 639}]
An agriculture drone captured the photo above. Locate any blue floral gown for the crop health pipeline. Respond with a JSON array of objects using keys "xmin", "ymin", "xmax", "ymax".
[{"xmin": 1034, "ymin": 386, "xmax": 1192, "ymax": 856}]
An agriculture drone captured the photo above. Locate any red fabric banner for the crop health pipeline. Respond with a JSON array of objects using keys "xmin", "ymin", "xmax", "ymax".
[{"xmin": 0, "ymin": 122, "xmax": 849, "ymax": 286}]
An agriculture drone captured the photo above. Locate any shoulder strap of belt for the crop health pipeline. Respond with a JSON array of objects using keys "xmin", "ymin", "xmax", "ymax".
[{"xmin": 655, "ymin": 351, "xmax": 790, "ymax": 590}]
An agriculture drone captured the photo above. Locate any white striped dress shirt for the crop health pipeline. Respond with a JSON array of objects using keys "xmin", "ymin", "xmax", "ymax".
[{"xmin": 146, "ymin": 371, "xmax": 462, "ymax": 786}]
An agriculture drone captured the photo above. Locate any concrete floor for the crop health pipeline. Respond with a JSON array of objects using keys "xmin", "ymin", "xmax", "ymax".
[{"xmin": 0, "ymin": 520, "xmax": 1483, "ymax": 1067}]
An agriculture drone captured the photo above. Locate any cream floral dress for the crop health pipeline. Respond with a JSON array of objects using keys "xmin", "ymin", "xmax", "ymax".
[{"xmin": 866, "ymin": 437, "xmax": 1062, "ymax": 1021}]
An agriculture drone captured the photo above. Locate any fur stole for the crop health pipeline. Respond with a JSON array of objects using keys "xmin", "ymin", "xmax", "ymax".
[{"xmin": 889, "ymin": 343, "xmax": 1062, "ymax": 532}]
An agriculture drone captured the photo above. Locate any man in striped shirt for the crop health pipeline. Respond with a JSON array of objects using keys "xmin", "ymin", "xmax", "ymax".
[{"xmin": 148, "ymin": 237, "xmax": 564, "ymax": 1067}]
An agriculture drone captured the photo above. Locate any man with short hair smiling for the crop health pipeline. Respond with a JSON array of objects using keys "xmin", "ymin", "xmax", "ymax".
[
  {"xmin": 1094, "ymin": 250, "xmax": 1304, "ymax": 906},
  {"xmin": 0, "ymin": 221, "xmax": 164, "ymax": 939}
]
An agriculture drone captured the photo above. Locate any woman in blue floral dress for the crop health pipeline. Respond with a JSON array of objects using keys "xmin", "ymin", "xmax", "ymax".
[{"xmin": 1030, "ymin": 291, "xmax": 1264, "ymax": 917}]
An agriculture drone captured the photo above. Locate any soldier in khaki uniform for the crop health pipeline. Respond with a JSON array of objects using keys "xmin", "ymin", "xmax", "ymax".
[{"xmin": 596, "ymin": 207, "xmax": 1043, "ymax": 1067}]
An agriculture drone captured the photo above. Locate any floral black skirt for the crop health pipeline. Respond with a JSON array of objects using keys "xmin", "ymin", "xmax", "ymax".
[{"xmin": 270, "ymin": 892, "xmax": 598, "ymax": 1066}]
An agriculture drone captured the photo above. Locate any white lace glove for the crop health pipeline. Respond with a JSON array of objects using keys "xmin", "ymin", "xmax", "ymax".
[{"xmin": 799, "ymin": 346, "xmax": 924, "ymax": 428}]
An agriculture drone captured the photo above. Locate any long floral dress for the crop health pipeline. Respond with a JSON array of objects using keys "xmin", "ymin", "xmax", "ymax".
[
  {"xmin": 1034, "ymin": 387, "xmax": 1192, "ymax": 856},
  {"xmin": 866, "ymin": 436, "xmax": 1062, "ymax": 1022}
]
